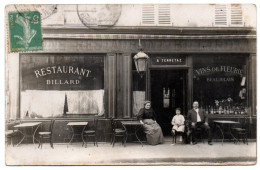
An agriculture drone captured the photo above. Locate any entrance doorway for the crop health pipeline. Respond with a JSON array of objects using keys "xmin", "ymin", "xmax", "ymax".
[{"xmin": 150, "ymin": 69, "xmax": 188, "ymax": 135}]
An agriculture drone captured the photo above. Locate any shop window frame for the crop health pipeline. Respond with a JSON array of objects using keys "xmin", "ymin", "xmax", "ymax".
[{"xmin": 18, "ymin": 53, "xmax": 107, "ymax": 120}]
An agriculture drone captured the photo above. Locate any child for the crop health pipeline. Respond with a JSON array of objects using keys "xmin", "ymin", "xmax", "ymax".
[{"xmin": 171, "ymin": 108, "xmax": 185, "ymax": 145}]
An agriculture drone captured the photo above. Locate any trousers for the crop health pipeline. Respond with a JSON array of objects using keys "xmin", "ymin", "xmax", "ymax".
[{"xmin": 191, "ymin": 122, "xmax": 212, "ymax": 142}]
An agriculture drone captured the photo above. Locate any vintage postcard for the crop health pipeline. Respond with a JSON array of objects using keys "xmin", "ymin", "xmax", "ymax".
[{"xmin": 5, "ymin": 4, "xmax": 257, "ymax": 165}]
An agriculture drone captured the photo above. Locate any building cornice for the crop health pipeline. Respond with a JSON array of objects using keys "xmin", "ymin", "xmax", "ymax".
[
  {"xmin": 42, "ymin": 26, "xmax": 256, "ymax": 36},
  {"xmin": 43, "ymin": 33, "xmax": 256, "ymax": 40}
]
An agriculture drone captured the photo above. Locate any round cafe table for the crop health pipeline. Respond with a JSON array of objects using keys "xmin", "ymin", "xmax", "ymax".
[
  {"xmin": 213, "ymin": 120, "xmax": 240, "ymax": 145},
  {"xmin": 14, "ymin": 122, "xmax": 42, "ymax": 146},
  {"xmin": 67, "ymin": 122, "xmax": 88, "ymax": 146}
]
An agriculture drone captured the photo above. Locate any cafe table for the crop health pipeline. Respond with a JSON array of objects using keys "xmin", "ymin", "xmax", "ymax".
[
  {"xmin": 213, "ymin": 120, "xmax": 240, "ymax": 145},
  {"xmin": 67, "ymin": 122, "xmax": 88, "ymax": 146},
  {"xmin": 13, "ymin": 122, "xmax": 42, "ymax": 146},
  {"xmin": 121, "ymin": 120, "xmax": 144, "ymax": 147}
]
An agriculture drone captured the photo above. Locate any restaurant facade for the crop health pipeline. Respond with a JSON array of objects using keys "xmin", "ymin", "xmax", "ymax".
[{"xmin": 6, "ymin": 4, "xmax": 256, "ymax": 142}]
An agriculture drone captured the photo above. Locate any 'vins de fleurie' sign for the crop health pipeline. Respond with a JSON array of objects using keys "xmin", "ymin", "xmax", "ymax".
[{"xmin": 151, "ymin": 56, "xmax": 186, "ymax": 65}]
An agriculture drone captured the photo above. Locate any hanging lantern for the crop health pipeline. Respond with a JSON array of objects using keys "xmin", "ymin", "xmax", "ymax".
[{"xmin": 133, "ymin": 39, "xmax": 149, "ymax": 78}]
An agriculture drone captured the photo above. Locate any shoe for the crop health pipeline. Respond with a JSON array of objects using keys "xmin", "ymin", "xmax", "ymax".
[
  {"xmin": 208, "ymin": 142, "xmax": 213, "ymax": 145},
  {"xmin": 192, "ymin": 142, "xmax": 197, "ymax": 145},
  {"xmin": 171, "ymin": 143, "xmax": 175, "ymax": 146}
]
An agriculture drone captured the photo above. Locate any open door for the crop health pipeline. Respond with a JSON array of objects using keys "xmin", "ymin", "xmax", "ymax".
[{"xmin": 150, "ymin": 69, "xmax": 187, "ymax": 135}]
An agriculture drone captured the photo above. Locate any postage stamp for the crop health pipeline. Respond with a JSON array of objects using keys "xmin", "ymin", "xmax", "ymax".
[{"xmin": 8, "ymin": 11, "xmax": 43, "ymax": 52}]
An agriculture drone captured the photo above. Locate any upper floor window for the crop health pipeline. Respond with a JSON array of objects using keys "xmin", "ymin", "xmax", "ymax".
[
  {"xmin": 215, "ymin": 4, "xmax": 244, "ymax": 27},
  {"xmin": 141, "ymin": 4, "xmax": 172, "ymax": 26}
]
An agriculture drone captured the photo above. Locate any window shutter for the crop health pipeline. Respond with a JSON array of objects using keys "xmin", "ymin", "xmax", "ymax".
[
  {"xmin": 230, "ymin": 4, "xmax": 243, "ymax": 26},
  {"xmin": 142, "ymin": 5, "xmax": 155, "ymax": 25},
  {"xmin": 215, "ymin": 4, "xmax": 228, "ymax": 26},
  {"xmin": 158, "ymin": 5, "xmax": 171, "ymax": 25}
]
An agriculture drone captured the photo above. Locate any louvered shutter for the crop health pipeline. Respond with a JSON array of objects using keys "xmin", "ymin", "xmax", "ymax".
[
  {"xmin": 142, "ymin": 5, "xmax": 155, "ymax": 25},
  {"xmin": 230, "ymin": 4, "xmax": 243, "ymax": 26},
  {"xmin": 215, "ymin": 4, "xmax": 228, "ymax": 26},
  {"xmin": 158, "ymin": 5, "xmax": 171, "ymax": 25}
]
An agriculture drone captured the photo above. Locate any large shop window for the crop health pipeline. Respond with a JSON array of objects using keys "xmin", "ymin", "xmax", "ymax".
[
  {"xmin": 193, "ymin": 54, "xmax": 248, "ymax": 115},
  {"xmin": 20, "ymin": 54, "xmax": 105, "ymax": 118}
]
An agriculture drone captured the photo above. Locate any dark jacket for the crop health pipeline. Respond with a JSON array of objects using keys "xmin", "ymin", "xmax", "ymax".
[
  {"xmin": 187, "ymin": 109, "xmax": 208, "ymax": 123},
  {"xmin": 137, "ymin": 108, "xmax": 157, "ymax": 121}
]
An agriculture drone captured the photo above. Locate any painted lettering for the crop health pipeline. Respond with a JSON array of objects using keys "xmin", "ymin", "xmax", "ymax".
[{"xmin": 34, "ymin": 70, "xmax": 41, "ymax": 78}]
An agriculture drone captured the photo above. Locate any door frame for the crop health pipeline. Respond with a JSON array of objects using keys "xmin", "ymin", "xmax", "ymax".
[{"xmin": 146, "ymin": 55, "xmax": 193, "ymax": 116}]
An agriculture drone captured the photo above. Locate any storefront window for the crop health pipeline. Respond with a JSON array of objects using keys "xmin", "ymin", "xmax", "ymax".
[
  {"xmin": 193, "ymin": 54, "xmax": 248, "ymax": 115},
  {"xmin": 20, "ymin": 54, "xmax": 105, "ymax": 118}
]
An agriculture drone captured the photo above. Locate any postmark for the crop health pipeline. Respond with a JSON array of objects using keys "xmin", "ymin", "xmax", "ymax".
[
  {"xmin": 14, "ymin": 4, "xmax": 57, "ymax": 20},
  {"xmin": 8, "ymin": 11, "xmax": 43, "ymax": 52},
  {"xmin": 77, "ymin": 4, "xmax": 121, "ymax": 28}
]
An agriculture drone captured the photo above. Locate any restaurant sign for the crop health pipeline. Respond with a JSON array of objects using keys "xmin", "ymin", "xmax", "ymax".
[
  {"xmin": 34, "ymin": 65, "xmax": 91, "ymax": 85},
  {"xmin": 151, "ymin": 55, "xmax": 186, "ymax": 65},
  {"xmin": 21, "ymin": 54, "xmax": 104, "ymax": 90}
]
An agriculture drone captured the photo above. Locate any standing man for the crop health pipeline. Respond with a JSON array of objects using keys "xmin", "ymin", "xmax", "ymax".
[{"xmin": 188, "ymin": 101, "xmax": 213, "ymax": 145}]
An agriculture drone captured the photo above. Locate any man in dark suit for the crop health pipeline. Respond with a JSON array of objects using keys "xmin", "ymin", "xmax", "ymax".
[{"xmin": 187, "ymin": 101, "xmax": 213, "ymax": 145}]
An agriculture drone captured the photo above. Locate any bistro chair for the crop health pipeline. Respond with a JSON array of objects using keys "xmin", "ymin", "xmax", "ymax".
[
  {"xmin": 172, "ymin": 131, "xmax": 185, "ymax": 144},
  {"xmin": 5, "ymin": 130, "xmax": 14, "ymax": 146},
  {"xmin": 6, "ymin": 130, "xmax": 18, "ymax": 147},
  {"xmin": 5, "ymin": 120, "xmax": 21, "ymax": 146},
  {"xmin": 38, "ymin": 119, "xmax": 55, "ymax": 149},
  {"xmin": 110, "ymin": 118, "xmax": 126, "ymax": 147},
  {"xmin": 232, "ymin": 117, "xmax": 248, "ymax": 145},
  {"xmin": 83, "ymin": 118, "xmax": 99, "ymax": 148},
  {"xmin": 109, "ymin": 117, "xmax": 124, "ymax": 144},
  {"xmin": 171, "ymin": 121, "xmax": 186, "ymax": 145}
]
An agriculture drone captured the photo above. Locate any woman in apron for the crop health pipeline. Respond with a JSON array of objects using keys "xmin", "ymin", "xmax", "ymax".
[{"xmin": 137, "ymin": 101, "xmax": 164, "ymax": 145}]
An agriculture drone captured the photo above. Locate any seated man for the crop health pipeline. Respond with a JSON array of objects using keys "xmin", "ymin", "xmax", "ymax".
[{"xmin": 187, "ymin": 101, "xmax": 213, "ymax": 145}]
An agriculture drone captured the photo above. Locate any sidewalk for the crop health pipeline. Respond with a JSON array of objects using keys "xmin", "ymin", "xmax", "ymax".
[{"xmin": 6, "ymin": 139, "xmax": 256, "ymax": 165}]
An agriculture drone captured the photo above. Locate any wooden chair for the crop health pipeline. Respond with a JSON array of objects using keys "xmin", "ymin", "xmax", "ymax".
[
  {"xmin": 83, "ymin": 118, "xmax": 99, "ymax": 148},
  {"xmin": 232, "ymin": 117, "xmax": 248, "ymax": 145},
  {"xmin": 5, "ymin": 129, "xmax": 19, "ymax": 146},
  {"xmin": 5, "ymin": 120, "xmax": 20, "ymax": 146},
  {"xmin": 172, "ymin": 131, "xmax": 185, "ymax": 144},
  {"xmin": 38, "ymin": 119, "xmax": 55, "ymax": 149},
  {"xmin": 110, "ymin": 118, "xmax": 126, "ymax": 147}
]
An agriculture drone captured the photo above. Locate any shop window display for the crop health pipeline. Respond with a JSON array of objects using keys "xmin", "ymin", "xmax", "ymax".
[
  {"xmin": 20, "ymin": 54, "xmax": 105, "ymax": 118},
  {"xmin": 193, "ymin": 54, "xmax": 248, "ymax": 115}
]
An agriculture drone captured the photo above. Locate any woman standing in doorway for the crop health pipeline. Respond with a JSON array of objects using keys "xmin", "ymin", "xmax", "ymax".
[{"xmin": 137, "ymin": 101, "xmax": 164, "ymax": 145}]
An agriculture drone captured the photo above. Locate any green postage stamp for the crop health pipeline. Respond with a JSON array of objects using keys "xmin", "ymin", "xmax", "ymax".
[{"xmin": 8, "ymin": 11, "xmax": 43, "ymax": 52}]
